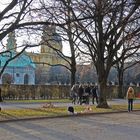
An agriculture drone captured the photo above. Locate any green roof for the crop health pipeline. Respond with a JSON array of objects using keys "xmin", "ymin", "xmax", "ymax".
[{"xmin": 0, "ymin": 52, "xmax": 35, "ymax": 68}]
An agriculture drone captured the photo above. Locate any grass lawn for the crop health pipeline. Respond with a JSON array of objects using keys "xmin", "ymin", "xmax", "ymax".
[
  {"xmin": 1, "ymin": 103, "xmax": 140, "ymax": 122},
  {"xmin": 4, "ymin": 99, "xmax": 71, "ymax": 103}
]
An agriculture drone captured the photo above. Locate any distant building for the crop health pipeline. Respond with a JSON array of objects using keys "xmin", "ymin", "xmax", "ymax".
[
  {"xmin": 28, "ymin": 25, "xmax": 64, "ymax": 68},
  {"xmin": 0, "ymin": 25, "xmax": 66, "ymax": 85},
  {"xmin": 28, "ymin": 25, "xmax": 66, "ymax": 84},
  {"xmin": 0, "ymin": 31, "xmax": 36, "ymax": 85}
]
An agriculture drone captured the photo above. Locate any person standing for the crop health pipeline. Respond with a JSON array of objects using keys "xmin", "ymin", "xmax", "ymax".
[
  {"xmin": 84, "ymin": 84, "xmax": 91, "ymax": 104},
  {"xmin": 78, "ymin": 84, "xmax": 84, "ymax": 105},
  {"xmin": 71, "ymin": 84, "xmax": 78, "ymax": 104},
  {"xmin": 91, "ymin": 86, "xmax": 98, "ymax": 105},
  {"xmin": 126, "ymin": 86, "xmax": 135, "ymax": 112}
]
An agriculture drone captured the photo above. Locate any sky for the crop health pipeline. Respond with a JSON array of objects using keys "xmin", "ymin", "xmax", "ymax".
[
  {"xmin": 0, "ymin": 0, "xmax": 71, "ymax": 56},
  {"xmin": 0, "ymin": 31, "xmax": 71, "ymax": 56}
]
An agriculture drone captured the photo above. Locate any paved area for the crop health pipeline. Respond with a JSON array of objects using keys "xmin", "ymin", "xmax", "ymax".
[{"xmin": 0, "ymin": 111, "xmax": 140, "ymax": 140}]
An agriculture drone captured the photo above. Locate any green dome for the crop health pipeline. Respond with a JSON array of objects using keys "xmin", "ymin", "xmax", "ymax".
[{"xmin": 0, "ymin": 52, "xmax": 35, "ymax": 68}]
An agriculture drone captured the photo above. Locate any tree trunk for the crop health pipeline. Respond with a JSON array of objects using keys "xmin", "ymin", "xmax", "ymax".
[
  {"xmin": 118, "ymin": 69, "xmax": 124, "ymax": 98},
  {"xmin": 96, "ymin": 80, "xmax": 110, "ymax": 108},
  {"xmin": 95, "ymin": 78, "xmax": 110, "ymax": 106},
  {"xmin": 71, "ymin": 69, "xmax": 76, "ymax": 87},
  {"xmin": 70, "ymin": 59, "xmax": 76, "ymax": 87}
]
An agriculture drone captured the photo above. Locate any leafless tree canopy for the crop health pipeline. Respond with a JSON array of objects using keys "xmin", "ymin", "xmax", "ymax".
[{"xmin": 0, "ymin": 0, "xmax": 139, "ymax": 107}]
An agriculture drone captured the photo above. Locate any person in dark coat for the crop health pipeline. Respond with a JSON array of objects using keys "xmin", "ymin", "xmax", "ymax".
[
  {"xmin": 91, "ymin": 86, "xmax": 98, "ymax": 105},
  {"xmin": 84, "ymin": 84, "xmax": 91, "ymax": 104},
  {"xmin": 78, "ymin": 84, "xmax": 84, "ymax": 105}
]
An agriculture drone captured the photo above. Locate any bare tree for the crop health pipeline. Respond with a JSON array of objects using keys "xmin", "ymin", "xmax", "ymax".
[
  {"xmin": 59, "ymin": 0, "xmax": 140, "ymax": 108},
  {"xmin": 115, "ymin": 39, "xmax": 140, "ymax": 98},
  {"xmin": 30, "ymin": 0, "xmax": 81, "ymax": 87},
  {"xmin": 0, "ymin": 0, "xmax": 65, "ymax": 78},
  {"xmin": 1, "ymin": 1, "xmax": 139, "ymax": 107}
]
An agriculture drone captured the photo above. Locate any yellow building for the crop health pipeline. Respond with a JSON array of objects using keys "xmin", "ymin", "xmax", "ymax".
[
  {"xmin": 28, "ymin": 25, "xmax": 64, "ymax": 84},
  {"xmin": 28, "ymin": 25, "xmax": 64, "ymax": 71}
]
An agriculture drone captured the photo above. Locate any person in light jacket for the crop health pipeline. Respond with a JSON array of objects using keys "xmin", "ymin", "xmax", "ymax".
[
  {"xmin": 71, "ymin": 84, "xmax": 78, "ymax": 104},
  {"xmin": 126, "ymin": 87, "xmax": 135, "ymax": 112}
]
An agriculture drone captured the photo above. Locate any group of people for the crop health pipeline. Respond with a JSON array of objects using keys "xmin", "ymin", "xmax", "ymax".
[
  {"xmin": 70, "ymin": 84, "xmax": 99, "ymax": 105},
  {"xmin": 71, "ymin": 84, "xmax": 136, "ymax": 112}
]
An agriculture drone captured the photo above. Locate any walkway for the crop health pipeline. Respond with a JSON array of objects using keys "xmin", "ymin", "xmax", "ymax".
[{"xmin": 0, "ymin": 111, "xmax": 140, "ymax": 140}]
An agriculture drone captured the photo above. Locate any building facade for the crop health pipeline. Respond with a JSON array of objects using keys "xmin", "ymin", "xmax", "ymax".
[
  {"xmin": 0, "ymin": 25, "xmax": 65, "ymax": 85},
  {"xmin": 28, "ymin": 25, "xmax": 66, "ymax": 84},
  {"xmin": 0, "ymin": 32, "xmax": 36, "ymax": 85},
  {"xmin": 29, "ymin": 25, "xmax": 64, "ymax": 67}
]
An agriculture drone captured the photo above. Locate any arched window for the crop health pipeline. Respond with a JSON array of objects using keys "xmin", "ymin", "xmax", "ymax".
[
  {"xmin": 16, "ymin": 73, "xmax": 20, "ymax": 77},
  {"xmin": 24, "ymin": 74, "xmax": 29, "ymax": 84}
]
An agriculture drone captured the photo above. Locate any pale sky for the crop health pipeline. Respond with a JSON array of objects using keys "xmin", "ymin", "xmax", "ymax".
[{"xmin": 0, "ymin": 0, "xmax": 71, "ymax": 56}]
